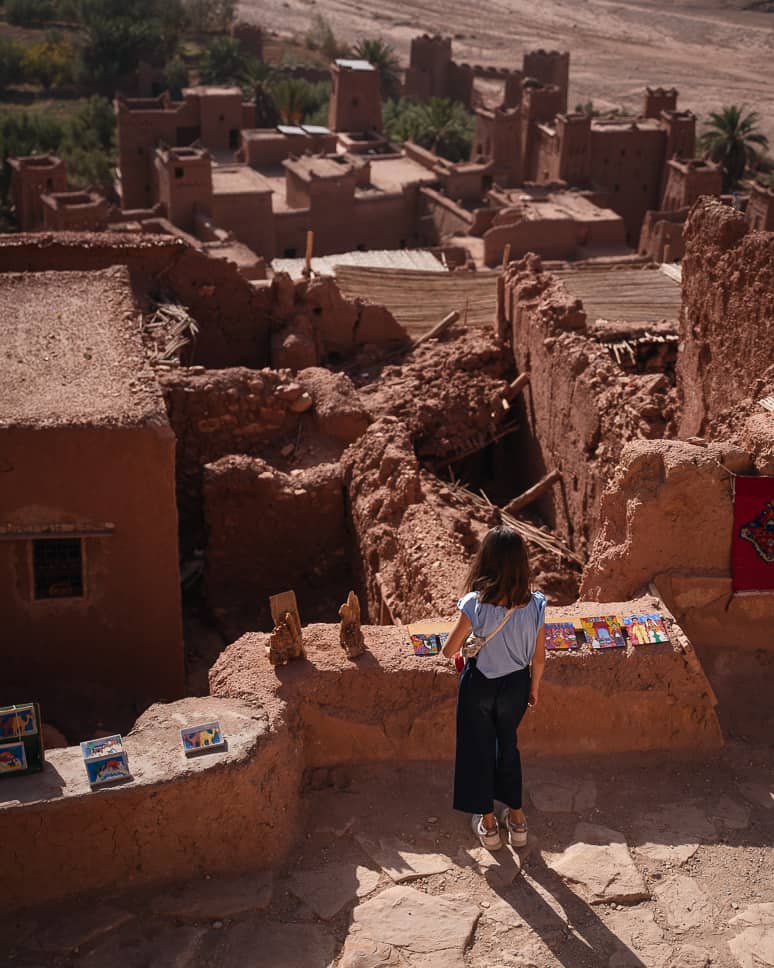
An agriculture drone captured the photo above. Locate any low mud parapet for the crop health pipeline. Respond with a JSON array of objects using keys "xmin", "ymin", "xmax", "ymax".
[{"xmin": 4, "ymin": 600, "xmax": 720, "ymax": 910}]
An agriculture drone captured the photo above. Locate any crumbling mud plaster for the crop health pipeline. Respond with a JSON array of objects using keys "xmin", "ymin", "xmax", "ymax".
[
  {"xmin": 678, "ymin": 198, "xmax": 774, "ymax": 438},
  {"xmin": 581, "ymin": 439, "xmax": 774, "ymax": 652},
  {"xmin": 501, "ymin": 255, "xmax": 674, "ymax": 550},
  {"xmin": 160, "ymin": 366, "xmax": 312, "ymax": 547}
]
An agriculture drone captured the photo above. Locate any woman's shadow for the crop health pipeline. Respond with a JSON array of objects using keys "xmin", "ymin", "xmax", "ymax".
[{"xmin": 480, "ymin": 844, "xmax": 648, "ymax": 968}]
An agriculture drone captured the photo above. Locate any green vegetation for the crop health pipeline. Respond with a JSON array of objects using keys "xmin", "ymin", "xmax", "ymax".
[
  {"xmin": 269, "ymin": 77, "xmax": 329, "ymax": 125},
  {"xmin": 183, "ymin": 0, "xmax": 236, "ymax": 33},
  {"xmin": 352, "ymin": 38, "xmax": 400, "ymax": 99},
  {"xmin": 383, "ymin": 97, "xmax": 475, "ymax": 163},
  {"xmin": 699, "ymin": 104, "xmax": 770, "ymax": 191},
  {"xmin": 0, "ymin": 96, "xmax": 116, "ymax": 207},
  {"xmin": 6, "ymin": 0, "xmax": 57, "ymax": 27}
]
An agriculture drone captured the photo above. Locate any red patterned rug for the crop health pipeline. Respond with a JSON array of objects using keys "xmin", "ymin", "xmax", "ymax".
[{"xmin": 732, "ymin": 476, "xmax": 774, "ymax": 592}]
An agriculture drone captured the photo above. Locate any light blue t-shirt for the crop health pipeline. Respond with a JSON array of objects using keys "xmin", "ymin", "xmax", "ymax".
[{"xmin": 457, "ymin": 590, "xmax": 547, "ymax": 679}]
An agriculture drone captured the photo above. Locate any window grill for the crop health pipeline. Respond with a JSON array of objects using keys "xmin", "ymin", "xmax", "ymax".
[{"xmin": 33, "ymin": 538, "xmax": 83, "ymax": 599}]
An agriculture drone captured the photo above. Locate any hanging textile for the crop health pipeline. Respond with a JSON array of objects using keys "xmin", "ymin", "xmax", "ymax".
[{"xmin": 732, "ymin": 476, "xmax": 774, "ymax": 592}]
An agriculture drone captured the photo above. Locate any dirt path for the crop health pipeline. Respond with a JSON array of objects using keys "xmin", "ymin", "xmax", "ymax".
[{"xmin": 242, "ymin": 0, "xmax": 774, "ymax": 141}]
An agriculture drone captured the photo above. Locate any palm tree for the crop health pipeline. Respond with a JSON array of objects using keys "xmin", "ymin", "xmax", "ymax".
[
  {"xmin": 199, "ymin": 37, "xmax": 246, "ymax": 86},
  {"xmin": 352, "ymin": 38, "xmax": 401, "ymax": 99},
  {"xmin": 270, "ymin": 78, "xmax": 316, "ymax": 124},
  {"xmin": 699, "ymin": 105, "xmax": 769, "ymax": 192}
]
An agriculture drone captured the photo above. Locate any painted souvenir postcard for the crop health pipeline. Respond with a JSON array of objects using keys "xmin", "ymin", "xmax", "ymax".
[
  {"xmin": 407, "ymin": 621, "xmax": 454, "ymax": 657},
  {"xmin": 180, "ymin": 721, "xmax": 225, "ymax": 755},
  {"xmin": 85, "ymin": 750, "xmax": 131, "ymax": 785},
  {"xmin": 80, "ymin": 734, "xmax": 124, "ymax": 760},
  {"xmin": 0, "ymin": 704, "xmax": 38, "ymax": 738},
  {"xmin": 0, "ymin": 742, "xmax": 28, "ymax": 774},
  {"xmin": 623, "ymin": 614, "xmax": 670, "ymax": 645},
  {"xmin": 545, "ymin": 622, "xmax": 580, "ymax": 650},
  {"xmin": 581, "ymin": 615, "xmax": 626, "ymax": 649}
]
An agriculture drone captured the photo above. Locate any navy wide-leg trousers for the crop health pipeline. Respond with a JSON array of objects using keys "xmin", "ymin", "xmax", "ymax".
[{"xmin": 453, "ymin": 659, "xmax": 531, "ymax": 814}]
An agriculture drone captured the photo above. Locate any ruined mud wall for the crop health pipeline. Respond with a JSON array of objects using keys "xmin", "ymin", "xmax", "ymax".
[
  {"xmin": 0, "ymin": 232, "xmax": 275, "ymax": 368},
  {"xmin": 678, "ymin": 198, "xmax": 774, "ymax": 438},
  {"xmin": 342, "ymin": 419, "xmax": 580, "ymax": 624},
  {"xmin": 160, "ymin": 367, "xmax": 312, "ymax": 548},
  {"xmin": 581, "ymin": 438, "xmax": 773, "ymax": 651},
  {"xmin": 203, "ymin": 457, "xmax": 350, "ymax": 636},
  {"xmin": 356, "ymin": 329, "xmax": 512, "ymax": 464},
  {"xmin": 501, "ymin": 255, "xmax": 674, "ymax": 551},
  {"xmin": 0, "ymin": 234, "xmax": 409, "ymax": 371}
]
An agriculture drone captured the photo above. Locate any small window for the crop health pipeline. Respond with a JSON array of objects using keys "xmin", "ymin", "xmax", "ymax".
[
  {"xmin": 175, "ymin": 166, "xmax": 184, "ymax": 179},
  {"xmin": 352, "ymin": 97, "xmax": 359, "ymax": 108},
  {"xmin": 613, "ymin": 183, "xmax": 620, "ymax": 192},
  {"xmin": 33, "ymin": 538, "xmax": 83, "ymax": 599},
  {"xmin": 283, "ymin": 247, "xmax": 297, "ymax": 258},
  {"xmin": 219, "ymin": 113, "xmax": 225, "ymax": 122},
  {"xmin": 620, "ymin": 148, "xmax": 626, "ymax": 158}
]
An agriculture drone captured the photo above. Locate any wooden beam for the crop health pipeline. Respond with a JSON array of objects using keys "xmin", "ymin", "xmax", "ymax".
[
  {"xmin": 413, "ymin": 310, "xmax": 460, "ymax": 347},
  {"xmin": 502, "ymin": 469, "xmax": 561, "ymax": 517},
  {"xmin": 490, "ymin": 372, "xmax": 530, "ymax": 412},
  {"xmin": 303, "ymin": 230, "xmax": 314, "ymax": 277}
]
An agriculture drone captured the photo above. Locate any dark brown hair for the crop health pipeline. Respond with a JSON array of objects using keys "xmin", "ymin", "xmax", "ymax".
[{"xmin": 464, "ymin": 526, "xmax": 532, "ymax": 607}]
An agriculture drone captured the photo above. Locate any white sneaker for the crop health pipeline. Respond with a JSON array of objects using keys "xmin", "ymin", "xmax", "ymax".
[
  {"xmin": 498, "ymin": 807, "xmax": 528, "ymax": 847},
  {"xmin": 472, "ymin": 814, "xmax": 501, "ymax": 850}
]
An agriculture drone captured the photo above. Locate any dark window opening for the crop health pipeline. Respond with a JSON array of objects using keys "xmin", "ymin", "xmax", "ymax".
[
  {"xmin": 399, "ymin": 239, "xmax": 406, "ymax": 249},
  {"xmin": 219, "ymin": 113, "xmax": 225, "ymax": 122},
  {"xmin": 283, "ymin": 247, "xmax": 297, "ymax": 257},
  {"xmin": 613, "ymin": 183, "xmax": 620, "ymax": 192},
  {"xmin": 175, "ymin": 167, "xmax": 184, "ymax": 179},
  {"xmin": 33, "ymin": 538, "xmax": 83, "ymax": 600},
  {"xmin": 356, "ymin": 243, "xmax": 367, "ymax": 251},
  {"xmin": 620, "ymin": 148, "xmax": 626, "ymax": 157},
  {"xmin": 352, "ymin": 97, "xmax": 359, "ymax": 108},
  {"xmin": 229, "ymin": 128, "xmax": 240, "ymax": 149},
  {"xmin": 46, "ymin": 178, "xmax": 53, "ymax": 190}
]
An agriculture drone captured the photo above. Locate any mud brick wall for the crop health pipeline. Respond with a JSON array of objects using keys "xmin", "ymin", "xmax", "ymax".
[
  {"xmin": 678, "ymin": 198, "xmax": 774, "ymax": 438},
  {"xmin": 203, "ymin": 457, "xmax": 349, "ymax": 632},
  {"xmin": 500, "ymin": 254, "xmax": 675, "ymax": 552},
  {"xmin": 160, "ymin": 367, "xmax": 311, "ymax": 548}
]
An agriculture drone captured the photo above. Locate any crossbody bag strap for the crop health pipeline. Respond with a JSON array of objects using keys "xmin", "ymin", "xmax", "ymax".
[{"xmin": 482, "ymin": 606, "xmax": 517, "ymax": 645}]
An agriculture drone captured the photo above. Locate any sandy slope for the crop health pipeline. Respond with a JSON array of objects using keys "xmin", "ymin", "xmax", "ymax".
[{"xmin": 241, "ymin": 0, "xmax": 774, "ymax": 140}]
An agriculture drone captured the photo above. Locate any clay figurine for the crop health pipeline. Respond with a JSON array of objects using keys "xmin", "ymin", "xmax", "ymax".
[
  {"xmin": 339, "ymin": 590, "xmax": 365, "ymax": 659},
  {"xmin": 267, "ymin": 609, "xmax": 305, "ymax": 666}
]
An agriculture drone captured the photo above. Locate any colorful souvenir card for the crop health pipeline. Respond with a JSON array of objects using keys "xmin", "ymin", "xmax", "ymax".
[
  {"xmin": 581, "ymin": 615, "xmax": 625, "ymax": 650},
  {"xmin": 545, "ymin": 622, "xmax": 581, "ymax": 650},
  {"xmin": 0, "ymin": 704, "xmax": 38, "ymax": 738},
  {"xmin": 623, "ymin": 614, "xmax": 670, "ymax": 644},
  {"xmin": 407, "ymin": 621, "xmax": 454, "ymax": 657},
  {"xmin": 80, "ymin": 734, "xmax": 124, "ymax": 760},
  {"xmin": 85, "ymin": 751, "xmax": 131, "ymax": 786},
  {"xmin": 180, "ymin": 721, "xmax": 225, "ymax": 755},
  {"xmin": 0, "ymin": 742, "xmax": 28, "ymax": 774}
]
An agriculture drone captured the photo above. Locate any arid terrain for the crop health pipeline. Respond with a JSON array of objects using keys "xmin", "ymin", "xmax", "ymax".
[{"xmin": 243, "ymin": 0, "xmax": 774, "ymax": 140}]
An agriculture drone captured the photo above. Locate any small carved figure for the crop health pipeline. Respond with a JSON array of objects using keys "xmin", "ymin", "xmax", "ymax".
[
  {"xmin": 267, "ymin": 609, "xmax": 305, "ymax": 666},
  {"xmin": 339, "ymin": 590, "xmax": 365, "ymax": 659}
]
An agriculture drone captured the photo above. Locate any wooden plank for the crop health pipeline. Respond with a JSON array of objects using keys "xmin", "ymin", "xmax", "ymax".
[{"xmin": 502, "ymin": 469, "xmax": 561, "ymax": 517}]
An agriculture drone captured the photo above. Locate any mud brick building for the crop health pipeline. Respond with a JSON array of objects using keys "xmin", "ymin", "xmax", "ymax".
[
  {"xmin": 0, "ymin": 266, "xmax": 184, "ymax": 731},
  {"xmin": 9, "ymin": 154, "xmax": 68, "ymax": 231}
]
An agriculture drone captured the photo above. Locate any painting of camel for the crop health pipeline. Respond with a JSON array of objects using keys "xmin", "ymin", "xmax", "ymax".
[{"xmin": 180, "ymin": 721, "xmax": 225, "ymax": 756}]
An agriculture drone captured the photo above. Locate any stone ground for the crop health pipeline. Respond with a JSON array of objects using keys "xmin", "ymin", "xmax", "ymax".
[{"xmin": 5, "ymin": 742, "xmax": 774, "ymax": 968}]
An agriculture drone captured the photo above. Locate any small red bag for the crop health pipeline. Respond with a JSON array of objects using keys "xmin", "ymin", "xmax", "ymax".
[{"xmin": 454, "ymin": 653, "xmax": 465, "ymax": 674}]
